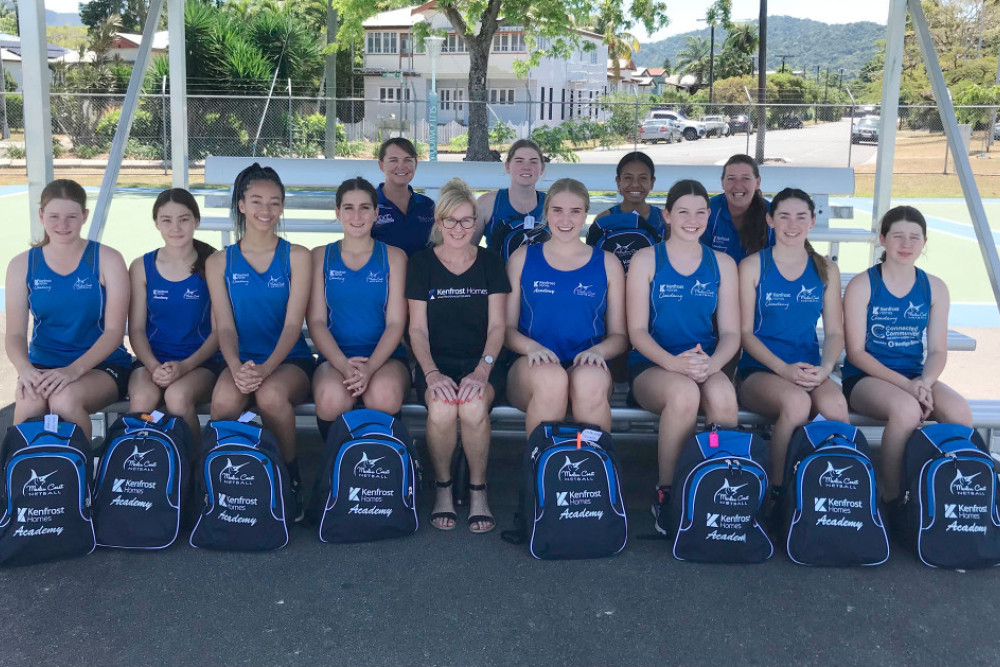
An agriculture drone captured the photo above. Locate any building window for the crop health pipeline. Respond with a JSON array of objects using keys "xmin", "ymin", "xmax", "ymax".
[
  {"xmin": 379, "ymin": 87, "xmax": 411, "ymax": 103},
  {"xmin": 440, "ymin": 88, "xmax": 464, "ymax": 111},
  {"xmin": 590, "ymin": 49, "xmax": 598, "ymax": 65},
  {"xmin": 366, "ymin": 32, "xmax": 398, "ymax": 54},
  {"xmin": 489, "ymin": 88, "xmax": 516, "ymax": 105},
  {"xmin": 443, "ymin": 33, "xmax": 467, "ymax": 53},
  {"xmin": 492, "ymin": 32, "xmax": 525, "ymax": 53},
  {"xmin": 400, "ymin": 33, "xmax": 424, "ymax": 55}
]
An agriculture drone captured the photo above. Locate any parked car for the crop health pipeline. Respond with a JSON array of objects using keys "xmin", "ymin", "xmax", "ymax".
[
  {"xmin": 852, "ymin": 116, "xmax": 880, "ymax": 144},
  {"xmin": 729, "ymin": 114, "xmax": 754, "ymax": 134},
  {"xmin": 638, "ymin": 119, "xmax": 683, "ymax": 144},
  {"xmin": 701, "ymin": 115, "xmax": 731, "ymax": 137},
  {"xmin": 645, "ymin": 109, "xmax": 707, "ymax": 141},
  {"xmin": 993, "ymin": 121, "xmax": 1000, "ymax": 141},
  {"xmin": 778, "ymin": 115, "xmax": 803, "ymax": 129}
]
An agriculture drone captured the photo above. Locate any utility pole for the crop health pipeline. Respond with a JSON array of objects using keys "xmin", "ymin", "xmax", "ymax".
[
  {"xmin": 823, "ymin": 66, "xmax": 830, "ymax": 103},
  {"xmin": 755, "ymin": 0, "xmax": 767, "ymax": 165},
  {"xmin": 324, "ymin": 0, "xmax": 338, "ymax": 158}
]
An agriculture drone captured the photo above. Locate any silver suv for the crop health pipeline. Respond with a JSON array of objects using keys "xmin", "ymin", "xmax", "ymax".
[{"xmin": 644, "ymin": 110, "xmax": 706, "ymax": 141}]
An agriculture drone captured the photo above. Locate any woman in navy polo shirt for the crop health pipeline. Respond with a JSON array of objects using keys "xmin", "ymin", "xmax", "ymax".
[
  {"xmin": 703, "ymin": 154, "xmax": 773, "ymax": 264},
  {"xmin": 374, "ymin": 137, "xmax": 436, "ymax": 256},
  {"xmin": 128, "ymin": 188, "xmax": 220, "ymax": 442}
]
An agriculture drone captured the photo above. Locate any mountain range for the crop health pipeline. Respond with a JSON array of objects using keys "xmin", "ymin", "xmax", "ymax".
[
  {"xmin": 636, "ymin": 15, "xmax": 885, "ymax": 79},
  {"xmin": 46, "ymin": 10, "xmax": 83, "ymax": 27}
]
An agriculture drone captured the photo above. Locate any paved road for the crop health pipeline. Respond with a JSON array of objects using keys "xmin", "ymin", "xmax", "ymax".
[{"xmin": 572, "ymin": 118, "xmax": 879, "ymax": 167}]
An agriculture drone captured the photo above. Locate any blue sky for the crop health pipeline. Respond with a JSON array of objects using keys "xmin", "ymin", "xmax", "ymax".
[{"xmin": 46, "ymin": 0, "xmax": 893, "ymax": 40}]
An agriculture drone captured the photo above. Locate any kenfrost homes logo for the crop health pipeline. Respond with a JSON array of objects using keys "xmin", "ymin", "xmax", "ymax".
[
  {"xmin": 904, "ymin": 301, "xmax": 926, "ymax": 319},
  {"xmin": 32, "ymin": 278, "xmax": 52, "ymax": 291},
  {"xmin": 796, "ymin": 284, "xmax": 821, "ymax": 303},
  {"xmin": 764, "ymin": 291, "xmax": 791, "ymax": 309},
  {"xmin": 183, "ymin": 288, "xmax": 200, "ymax": 300},
  {"xmin": 267, "ymin": 275, "xmax": 286, "ymax": 289},
  {"xmin": 557, "ymin": 456, "xmax": 596, "ymax": 482},
  {"xmin": 870, "ymin": 305, "xmax": 896, "ymax": 321},
  {"xmin": 658, "ymin": 283, "xmax": 684, "ymax": 300},
  {"xmin": 73, "ymin": 277, "xmax": 93, "ymax": 290},
  {"xmin": 328, "ymin": 269, "xmax": 346, "ymax": 282},
  {"xmin": 818, "ymin": 462, "xmax": 859, "ymax": 490},
  {"xmin": 573, "ymin": 283, "xmax": 597, "ymax": 298},
  {"xmin": 354, "ymin": 452, "xmax": 390, "ymax": 479},
  {"xmin": 950, "ymin": 470, "xmax": 987, "ymax": 496},
  {"xmin": 218, "ymin": 492, "xmax": 258, "ymax": 510},
  {"xmin": 691, "ymin": 279, "xmax": 715, "ymax": 298},
  {"xmin": 124, "ymin": 445, "xmax": 157, "ymax": 472},
  {"xmin": 152, "ymin": 288, "xmax": 169, "ymax": 301},
  {"xmin": 532, "ymin": 280, "xmax": 556, "ymax": 295},
  {"xmin": 714, "ymin": 479, "xmax": 750, "ymax": 506},
  {"xmin": 230, "ymin": 272, "xmax": 250, "ymax": 285},
  {"xmin": 219, "ymin": 458, "xmax": 255, "ymax": 485},
  {"xmin": 22, "ymin": 469, "xmax": 64, "ymax": 496},
  {"xmin": 348, "ymin": 487, "xmax": 394, "ymax": 502}
]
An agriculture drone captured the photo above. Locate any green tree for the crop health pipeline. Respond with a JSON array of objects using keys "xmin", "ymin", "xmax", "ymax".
[
  {"xmin": 80, "ymin": 0, "xmax": 158, "ymax": 34},
  {"xmin": 336, "ymin": 0, "xmax": 667, "ymax": 161},
  {"xmin": 675, "ymin": 35, "xmax": 711, "ymax": 87}
]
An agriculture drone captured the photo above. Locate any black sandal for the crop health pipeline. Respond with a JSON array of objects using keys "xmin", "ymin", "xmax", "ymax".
[
  {"xmin": 430, "ymin": 479, "xmax": 457, "ymax": 531},
  {"xmin": 467, "ymin": 483, "xmax": 496, "ymax": 534}
]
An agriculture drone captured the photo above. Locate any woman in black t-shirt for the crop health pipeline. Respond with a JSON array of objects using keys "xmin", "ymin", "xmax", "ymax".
[{"xmin": 407, "ymin": 178, "xmax": 510, "ymax": 534}]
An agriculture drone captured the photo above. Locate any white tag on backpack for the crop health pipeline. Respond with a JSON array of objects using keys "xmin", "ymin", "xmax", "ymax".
[
  {"xmin": 238, "ymin": 411, "xmax": 257, "ymax": 423},
  {"xmin": 43, "ymin": 414, "xmax": 58, "ymax": 433},
  {"xmin": 581, "ymin": 428, "xmax": 602, "ymax": 443},
  {"xmin": 149, "ymin": 410, "xmax": 165, "ymax": 423},
  {"xmin": 523, "ymin": 215, "xmax": 535, "ymax": 229}
]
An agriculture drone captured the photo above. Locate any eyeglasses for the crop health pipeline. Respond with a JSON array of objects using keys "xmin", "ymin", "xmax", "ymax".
[{"xmin": 441, "ymin": 216, "xmax": 477, "ymax": 229}]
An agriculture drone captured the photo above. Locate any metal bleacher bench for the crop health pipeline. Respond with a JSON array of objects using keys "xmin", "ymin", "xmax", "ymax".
[{"xmin": 92, "ymin": 156, "xmax": 996, "ymax": 447}]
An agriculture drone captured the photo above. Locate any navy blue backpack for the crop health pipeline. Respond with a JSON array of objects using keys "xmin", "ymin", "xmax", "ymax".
[
  {"xmin": 667, "ymin": 427, "xmax": 773, "ymax": 563},
  {"xmin": 307, "ymin": 409, "xmax": 420, "ymax": 543},
  {"xmin": 0, "ymin": 416, "xmax": 96, "ymax": 566},
  {"xmin": 509, "ymin": 422, "xmax": 627, "ymax": 560},
  {"xmin": 190, "ymin": 415, "xmax": 293, "ymax": 551},
  {"xmin": 489, "ymin": 215, "xmax": 551, "ymax": 264},
  {"xmin": 585, "ymin": 212, "xmax": 662, "ymax": 273},
  {"xmin": 780, "ymin": 421, "xmax": 889, "ymax": 567},
  {"xmin": 93, "ymin": 411, "xmax": 195, "ymax": 550},
  {"xmin": 899, "ymin": 423, "xmax": 1000, "ymax": 569}
]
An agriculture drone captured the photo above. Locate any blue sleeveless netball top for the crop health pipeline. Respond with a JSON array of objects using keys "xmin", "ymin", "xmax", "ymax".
[
  {"xmin": 629, "ymin": 243, "xmax": 720, "ymax": 367},
  {"xmin": 703, "ymin": 193, "xmax": 774, "ymax": 264},
  {"xmin": 519, "ymin": 244, "xmax": 608, "ymax": 363},
  {"xmin": 842, "ymin": 265, "xmax": 931, "ymax": 380},
  {"xmin": 607, "ymin": 203, "xmax": 667, "ymax": 238},
  {"xmin": 144, "ymin": 250, "xmax": 216, "ymax": 364},
  {"xmin": 26, "ymin": 240, "xmax": 131, "ymax": 368},
  {"xmin": 738, "ymin": 248, "xmax": 825, "ymax": 371},
  {"xmin": 323, "ymin": 240, "xmax": 404, "ymax": 359},
  {"xmin": 225, "ymin": 238, "xmax": 311, "ymax": 364}
]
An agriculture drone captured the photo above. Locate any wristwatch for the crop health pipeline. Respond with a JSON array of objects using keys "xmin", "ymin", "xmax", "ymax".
[{"xmin": 481, "ymin": 354, "xmax": 495, "ymax": 365}]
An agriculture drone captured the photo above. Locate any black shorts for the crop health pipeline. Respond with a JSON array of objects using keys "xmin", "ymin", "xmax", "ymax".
[
  {"xmin": 413, "ymin": 362, "xmax": 506, "ymax": 407},
  {"xmin": 842, "ymin": 370, "xmax": 921, "ymax": 404},
  {"xmin": 34, "ymin": 362, "xmax": 132, "ymax": 401},
  {"xmin": 282, "ymin": 356, "xmax": 318, "ymax": 380}
]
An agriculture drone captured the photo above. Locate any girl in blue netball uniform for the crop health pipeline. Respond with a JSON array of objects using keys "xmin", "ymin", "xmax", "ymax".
[
  {"xmin": 475, "ymin": 139, "xmax": 548, "ymax": 262},
  {"xmin": 626, "ymin": 180, "xmax": 740, "ymax": 534},
  {"xmin": 206, "ymin": 163, "xmax": 314, "ymax": 510},
  {"xmin": 308, "ymin": 177, "xmax": 410, "ymax": 431},
  {"xmin": 128, "ymin": 189, "xmax": 219, "ymax": 442},
  {"xmin": 593, "ymin": 151, "xmax": 666, "ymax": 237},
  {"xmin": 5, "ymin": 179, "xmax": 131, "ymax": 439},
  {"xmin": 374, "ymin": 138, "xmax": 436, "ymax": 257},
  {"xmin": 737, "ymin": 188, "xmax": 848, "ymax": 485},
  {"xmin": 505, "ymin": 178, "xmax": 627, "ymax": 436},
  {"xmin": 703, "ymin": 154, "xmax": 773, "ymax": 264},
  {"xmin": 843, "ymin": 206, "xmax": 971, "ymax": 504}
]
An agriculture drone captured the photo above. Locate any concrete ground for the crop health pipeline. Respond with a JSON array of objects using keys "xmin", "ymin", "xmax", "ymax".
[{"xmin": 0, "ymin": 319, "xmax": 999, "ymax": 666}]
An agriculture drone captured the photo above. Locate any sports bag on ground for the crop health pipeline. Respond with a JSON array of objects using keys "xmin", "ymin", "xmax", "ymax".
[
  {"xmin": 190, "ymin": 414, "xmax": 292, "ymax": 551},
  {"xmin": 780, "ymin": 420, "xmax": 889, "ymax": 567},
  {"xmin": 666, "ymin": 426, "xmax": 773, "ymax": 563},
  {"xmin": 0, "ymin": 416, "xmax": 95, "ymax": 566},
  {"xmin": 512, "ymin": 422, "xmax": 627, "ymax": 560},
  {"xmin": 307, "ymin": 409, "xmax": 420, "ymax": 543},
  {"xmin": 899, "ymin": 423, "xmax": 1000, "ymax": 569},
  {"xmin": 585, "ymin": 211, "xmax": 662, "ymax": 273},
  {"xmin": 93, "ymin": 411, "xmax": 194, "ymax": 549}
]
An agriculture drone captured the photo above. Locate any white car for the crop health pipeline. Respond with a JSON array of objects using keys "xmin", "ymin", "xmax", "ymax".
[
  {"xmin": 701, "ymin": 115, "xmax": 731, "ymax": 137},
  {"xmin": 638, "ymin": 119, "xmax": 683, "ymax": 144},
  {"xmin": 645, "ymin": 110, "xmax": 707, "ymax": 141}
]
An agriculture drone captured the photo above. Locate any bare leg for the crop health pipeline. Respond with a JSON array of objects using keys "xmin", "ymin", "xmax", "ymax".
[
  {"xmin": 633, "ymin": 367, "xmax": 701, "ymax": 486},
  {"xmin": 506, "ymin": 357, "xmax": 568, "ymax": 437},
  {"xmin": 739, "ymin": 372, "xmax": 813, "ymax": 485},
  {"xmin": 568, "ymin": 364, "xmax": 613, "ymax": 432},
  {"xmin": 458, "ymin": 385, "xmax": 496, "ymax": 532},
  {"xmin": 254, "ymin": 364, "xmax": 311, "ymax": 463},
  {"xmin": 162, "ymin": 368, "xmax": 215, "ymax": 445},
  {"xmin": 424, "ymin": 389, "xmax": 459, "ymax": 530},
  {"xmin": 47, "ymin": 370, "xmax": 119, "ymax": 441}
]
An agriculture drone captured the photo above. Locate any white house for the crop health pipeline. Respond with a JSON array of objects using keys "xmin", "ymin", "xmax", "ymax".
[{"xmin": 360, "ymin": 4, "xmax": 608, "ymax": 135}]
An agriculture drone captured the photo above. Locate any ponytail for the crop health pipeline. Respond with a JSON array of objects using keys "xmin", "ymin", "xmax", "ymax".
[
  {"xmin": 192, "ymin": 239, "xmax": 216, "ymax": 278},
  {"xmin": 738, "ymin": 190, "xmax": 769, "ymax": 254},
  {"xmin": 804, "ymin": 239, "xmax": 828, "ymax": 286}
]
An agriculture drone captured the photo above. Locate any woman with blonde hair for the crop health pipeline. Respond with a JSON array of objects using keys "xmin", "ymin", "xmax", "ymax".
[{"xmin": 407, "ymin": 178, "xmax": 510, "ymax": 533}]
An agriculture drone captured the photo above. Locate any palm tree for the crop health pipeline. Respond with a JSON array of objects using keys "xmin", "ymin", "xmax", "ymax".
[
  {"xmin": 675, "ymin": 35, "xmax": 711, "ymax": 86},
  {"xmin": 717, "ymin": 23, "xmax": 757, "ymax": 78},
  {"xmin": 591, "ymin": 3, "xmax": 640, "ymax": 82}
]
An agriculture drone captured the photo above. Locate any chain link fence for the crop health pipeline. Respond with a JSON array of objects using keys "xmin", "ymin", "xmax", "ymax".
[{"xmin": 0, "ymin": 88, "xmax": 997, "ymax": 171}]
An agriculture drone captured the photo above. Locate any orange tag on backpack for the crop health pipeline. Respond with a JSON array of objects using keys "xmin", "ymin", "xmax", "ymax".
[{"xmin": 576, "ymin": 432, "xmax": 582, "ymax": 450}]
